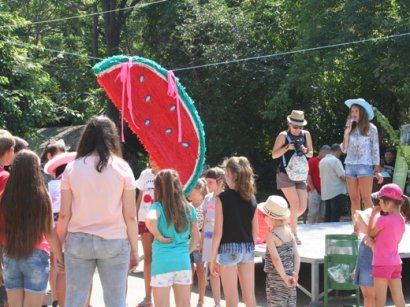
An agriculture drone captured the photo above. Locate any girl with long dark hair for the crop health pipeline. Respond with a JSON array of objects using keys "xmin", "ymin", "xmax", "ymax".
[
  {"xmin": 57, "ymin": 116, "xmax": 139, "ymax": 307},
  {"xmin": 0, "ymin": 150, "xmax": 63, "ymax": 306},
  {"xmin": 342, "ymin": 99, "xmax": 383, "ymax": 215}
]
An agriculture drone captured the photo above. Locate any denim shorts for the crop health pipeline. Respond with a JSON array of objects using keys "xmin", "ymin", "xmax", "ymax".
[
  {"xmin": 190, "ymin": 250, "xmax": 204, "ymax": 264},
  {"xmin": 345, "ymin": 164, "xmax": 373, "ymax": 178},
  {"xmin": 354, "ymin": 241, "xmax": 373, "ymax": 287},
  {"xmin": 3, "ymin": 249, "xmax": 50, "ymax": 294},
  {"xmin": 218, "ymin": 245, "xmax": 254, "ymax": 266},
  {"xmin": 150, "ymin": 270, "xmax": 192, "ymax": 287}
]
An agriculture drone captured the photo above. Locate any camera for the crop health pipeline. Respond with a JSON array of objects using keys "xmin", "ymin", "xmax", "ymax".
[
  {"xmin": 291, "ymin": 138, "xmax": 305, "ymax": 156},
  {"xmin": 372, "ymin": 197, "xmax": 380, "ymax": 206}
]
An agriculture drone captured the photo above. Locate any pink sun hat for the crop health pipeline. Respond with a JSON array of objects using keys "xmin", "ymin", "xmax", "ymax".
[
  {"xmin": 44, "ymin": 152, "xmax": 76, "ymax": 178},
  {"xmin": 371, "ymin": 183, "xmax": 403, "ymax": 201}
]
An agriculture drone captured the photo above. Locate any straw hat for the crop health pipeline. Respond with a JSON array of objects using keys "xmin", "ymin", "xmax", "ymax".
[
  {"xmin": 287, "ymin": 110, "xmax": 307, "ymax": 126},
  {"xmin": 44, "ymin": 152, "xmax": 76, "ymax": 178},
  {"xmin": 257, "ymin": 195, "xmax": 290, "ymax": 220}
]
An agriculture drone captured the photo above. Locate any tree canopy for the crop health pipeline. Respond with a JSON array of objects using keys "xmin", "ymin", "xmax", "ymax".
[{"xmin": 1, "ymin": 0, "xmax": 410, "ymax": 197}]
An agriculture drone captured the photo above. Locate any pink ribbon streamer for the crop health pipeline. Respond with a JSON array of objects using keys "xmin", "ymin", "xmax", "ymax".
[
  {"xmin": 167, "ymin": 70, "xmax": 182, "ymax": 143},
  {"xmin": 115, "ymin": 57, "xmax": 137, "ymax": 142}
]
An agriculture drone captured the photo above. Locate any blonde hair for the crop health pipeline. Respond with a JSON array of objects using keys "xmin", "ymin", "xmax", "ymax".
[
  {"xmin": 0, "ymin": 130, "xmax": 15, "ymax": 156},
  {"xmin": 195, "ymin": 177, "xmax": 208, "ymax": 198},
  {"xmin": 225, "ymin": 156, "xmax": 256, "ymax": 200},
  {"xmin": 154, "ymin": 169, "xmax": 191, "ymax": 232}
]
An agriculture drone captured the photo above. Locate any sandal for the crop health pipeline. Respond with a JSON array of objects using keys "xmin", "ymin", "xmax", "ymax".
[{"xmin": 136, "ymin": 298, "xmax": 152, "ymax": 307}]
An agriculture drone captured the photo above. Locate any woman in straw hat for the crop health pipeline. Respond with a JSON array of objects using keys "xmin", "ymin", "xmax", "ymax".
[
  {"xmin": 258, "ymin": 195, "xmax": 300, "ymax": 307},
  {"xmin": 271, "ymin": 110, "xmax": 313, "ymax": 243},
  {"xmin": 342, "ymin": 98, "xmax": 383, "ymax": 215}
]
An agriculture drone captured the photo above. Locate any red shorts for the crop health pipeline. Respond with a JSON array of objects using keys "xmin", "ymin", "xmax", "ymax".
[
  {"xmin": 138, "ymin": 222, "xmax": 150, "ymax": 235},
  {"xmin": 372, "ymin": 264, "xmax": 402, "ymax": 279}
]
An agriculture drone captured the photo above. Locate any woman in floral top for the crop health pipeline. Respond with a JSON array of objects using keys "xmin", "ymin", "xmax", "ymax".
[{"xmin": 342, "ymin": 98, "xmax": 383, "ymax": 216}]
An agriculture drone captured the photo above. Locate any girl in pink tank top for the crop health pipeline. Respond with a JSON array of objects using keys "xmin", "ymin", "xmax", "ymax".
[{"xmin": 368, "ymin": 183, "xmax": 410, "ymax": 307}]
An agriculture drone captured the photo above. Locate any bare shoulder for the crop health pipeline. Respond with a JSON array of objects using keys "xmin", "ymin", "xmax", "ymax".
[
  {"xmin": 267, "ymin": 231, "xmax": 281, "ymax": 247},
  {"xmin": 277, "ymin": 131, "xmax": 288, "ymax": 140},
  {"xmin": 283, "ymin": 225, "xmax": 296, "ymax": 243}
]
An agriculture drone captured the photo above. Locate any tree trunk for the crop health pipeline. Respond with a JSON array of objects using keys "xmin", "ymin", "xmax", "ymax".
[
  {"xmin": 91, "ymin": 2, "xmax": 99, "ymax": 61},
  {"xmin": 100, "ymin": 0, "xmax": 140, "ymax": 127}
]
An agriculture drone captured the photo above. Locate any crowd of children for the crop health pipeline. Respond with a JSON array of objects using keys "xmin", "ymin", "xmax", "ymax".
[{"xmin": 1, "ymin": 115, "xmax": 410, "ymax": 307}]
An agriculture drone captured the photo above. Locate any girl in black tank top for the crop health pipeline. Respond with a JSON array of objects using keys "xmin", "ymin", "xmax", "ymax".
[{"xmin": 209, "ymin": 156, "xmax": 258, "ymax": 307}]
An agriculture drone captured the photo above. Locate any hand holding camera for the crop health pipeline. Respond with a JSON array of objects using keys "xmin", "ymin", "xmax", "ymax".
[{"xmin": 291, "ymin": 138, "xmax": 305, "ymax": 156}]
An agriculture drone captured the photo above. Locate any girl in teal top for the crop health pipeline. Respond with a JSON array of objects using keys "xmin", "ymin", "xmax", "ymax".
[{"xmin": 145, "ymin": 169, "xmax": 199, "ymax": 307}]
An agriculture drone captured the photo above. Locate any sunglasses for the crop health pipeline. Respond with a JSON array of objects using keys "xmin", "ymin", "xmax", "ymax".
[{"xmin": 291, "ymin": 124, "xmax": 303, "ymax": 129}]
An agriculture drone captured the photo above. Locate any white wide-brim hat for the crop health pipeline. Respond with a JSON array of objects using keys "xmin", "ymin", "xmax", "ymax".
[
  {"xmin": 344, "ymin": 98, "xmax": 374, "ymax": 120},
  {"xmin": 257, "ymin": 195, "xmax": 290, "ymax": 220}
]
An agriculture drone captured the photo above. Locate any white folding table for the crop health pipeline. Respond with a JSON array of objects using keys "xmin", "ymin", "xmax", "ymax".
[{"xmin": 255, "ymin": 222, "xmax": 410, "ymax": 305}]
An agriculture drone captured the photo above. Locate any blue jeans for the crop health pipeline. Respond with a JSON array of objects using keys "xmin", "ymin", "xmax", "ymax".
[
  {"xmin": 64, "ymin": 232, "xmax": 130, "ymax": 307},
  {"xmin": 3, "ymin": 249, "xmax": 50, "ymax": 294}
]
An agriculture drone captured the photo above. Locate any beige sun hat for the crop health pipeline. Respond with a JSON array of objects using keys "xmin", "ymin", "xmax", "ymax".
[
  {"xmin": 287, "ymin": 110, "xmax": 307, "ymax": 126},
  {"xmin": 257, "ymin": 195, "xmax": 290, "ymax": 220}
]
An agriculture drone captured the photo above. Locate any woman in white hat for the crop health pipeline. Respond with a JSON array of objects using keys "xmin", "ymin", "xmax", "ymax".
[
  {"xmin": 271, "ymin": 110, "xmax": 313, "ymax": 243},
  {"xmin": 342, "ymin": 98, "xmax": 383, "ymax": 215}
]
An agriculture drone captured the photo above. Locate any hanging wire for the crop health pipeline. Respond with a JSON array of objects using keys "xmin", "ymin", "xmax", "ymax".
[
  {"xmin": 3, "ymin": 31, "xmax": 410, "ymax": 72},
  {"xmin": 173, "ymin": 32, "xmax": 410, "ymax": 71},
  {"xmin": 4, "ymin": 40, "xmax": 103, "ymax": 61}
]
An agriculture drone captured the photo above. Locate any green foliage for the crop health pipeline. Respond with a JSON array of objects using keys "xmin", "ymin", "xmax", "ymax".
[
  {"xmin": 2, "ymin": 0, "xmax": 410, "ymax": 197},
  {"xmin": 0, "ymin": 10, "xmax": 59, "ymax": 136}
]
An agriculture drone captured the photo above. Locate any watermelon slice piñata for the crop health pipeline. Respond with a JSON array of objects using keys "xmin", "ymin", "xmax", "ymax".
[{"xmin": 92, "ymin": 55, "xmax": 206, "ymax": 195}]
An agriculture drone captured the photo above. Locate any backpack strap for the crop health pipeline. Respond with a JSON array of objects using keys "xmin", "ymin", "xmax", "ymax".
[{"xmin": 282, "ymin": 132, "xmax": 292, "ymax": 167}]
